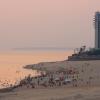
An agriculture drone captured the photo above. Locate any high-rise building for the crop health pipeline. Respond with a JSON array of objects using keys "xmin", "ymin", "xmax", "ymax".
[{"xmin": 95, "ymin": 12, "xmax": 100, "ymax": 49}]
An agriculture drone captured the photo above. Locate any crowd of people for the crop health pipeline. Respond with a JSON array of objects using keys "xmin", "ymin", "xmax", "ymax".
[
  {"xmin": 17, "ymin": 67, "xmax": 79, "ymax": 89},
  {"xmin": 0, "ymin": 63, "xmax": 95, "ymax": 91}
]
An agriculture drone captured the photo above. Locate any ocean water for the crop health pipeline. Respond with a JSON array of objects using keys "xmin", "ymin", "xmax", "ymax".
[{"xmin": 0, "ymin": 50, "xmax": 73, "ymax": 88}]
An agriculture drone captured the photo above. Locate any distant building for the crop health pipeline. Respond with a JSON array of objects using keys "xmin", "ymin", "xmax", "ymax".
[{"xmin": 95, "ymin": 12, "xmax": 100, "ymax": 48}]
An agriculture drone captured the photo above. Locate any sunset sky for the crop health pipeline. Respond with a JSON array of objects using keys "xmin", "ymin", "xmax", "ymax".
[{"xmin": 0, "ymin": 0, "xmax": 100, "ymax": 50}]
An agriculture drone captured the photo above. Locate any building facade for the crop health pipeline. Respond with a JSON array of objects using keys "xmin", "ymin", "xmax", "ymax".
[{"xmin": 95, "ymin": 12, "xmax": 100, "ymax": 49}]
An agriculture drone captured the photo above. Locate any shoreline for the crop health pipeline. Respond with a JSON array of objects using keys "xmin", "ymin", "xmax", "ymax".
[
  {"xmin": 1, "ymin": 59, "xmax": 100, "ymax": 92},
  {"xmin": 1, "ymin": 60, "xmax": 100, "ymax": 100}
]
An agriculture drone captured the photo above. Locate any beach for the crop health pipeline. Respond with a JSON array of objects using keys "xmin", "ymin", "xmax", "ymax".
[
  {"xmin": 25, "ymin": 60, "xmax": 100, "ymax": 87},
  {"xmin": 1, "ymin": 86, "xmax": 100, "ymax": 100},
  {"xmin": 0, "ymin": 60, "xmax": 100, "ymax": 100}
]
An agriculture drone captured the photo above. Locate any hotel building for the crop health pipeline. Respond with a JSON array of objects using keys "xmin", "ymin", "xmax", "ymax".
[{"xmin": 95, "ymin": 12, "xmax": 100, "ymax": 48}]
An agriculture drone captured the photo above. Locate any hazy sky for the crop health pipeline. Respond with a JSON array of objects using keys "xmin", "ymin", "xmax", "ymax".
[{"xmin": 0, "ymin": 0, "xmax": 100, "ymax": 50}]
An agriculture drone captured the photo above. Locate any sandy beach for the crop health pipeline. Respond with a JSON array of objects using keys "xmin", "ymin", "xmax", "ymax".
[
  {"xmin": 0, "ymin": 86, "xmax": 100, "ymax": 100},
  {"xmin": 25, "ymin": 60, "xmax": 100, "ymax": 87},
  {"xmin": 0, "ymin": 60, "xmax": 100, "ymax": 100}
]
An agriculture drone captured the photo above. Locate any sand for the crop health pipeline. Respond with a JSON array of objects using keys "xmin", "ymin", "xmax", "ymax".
[
  {"xmin": 0, "ymin": 86, "xmax": 100, "ymax": 100},
  {"xmin": 26, "ymin": 60, "xmax": 100, "ymax": 86},
  {"xmin": 1, "ymin": 60, "xmax": 100, "ymax": 100}
]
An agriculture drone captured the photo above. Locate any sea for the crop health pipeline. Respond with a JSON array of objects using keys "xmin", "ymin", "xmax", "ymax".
[{"xmin": 0, "ymin": 49, "xmax": 73, "ymax": 88}]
